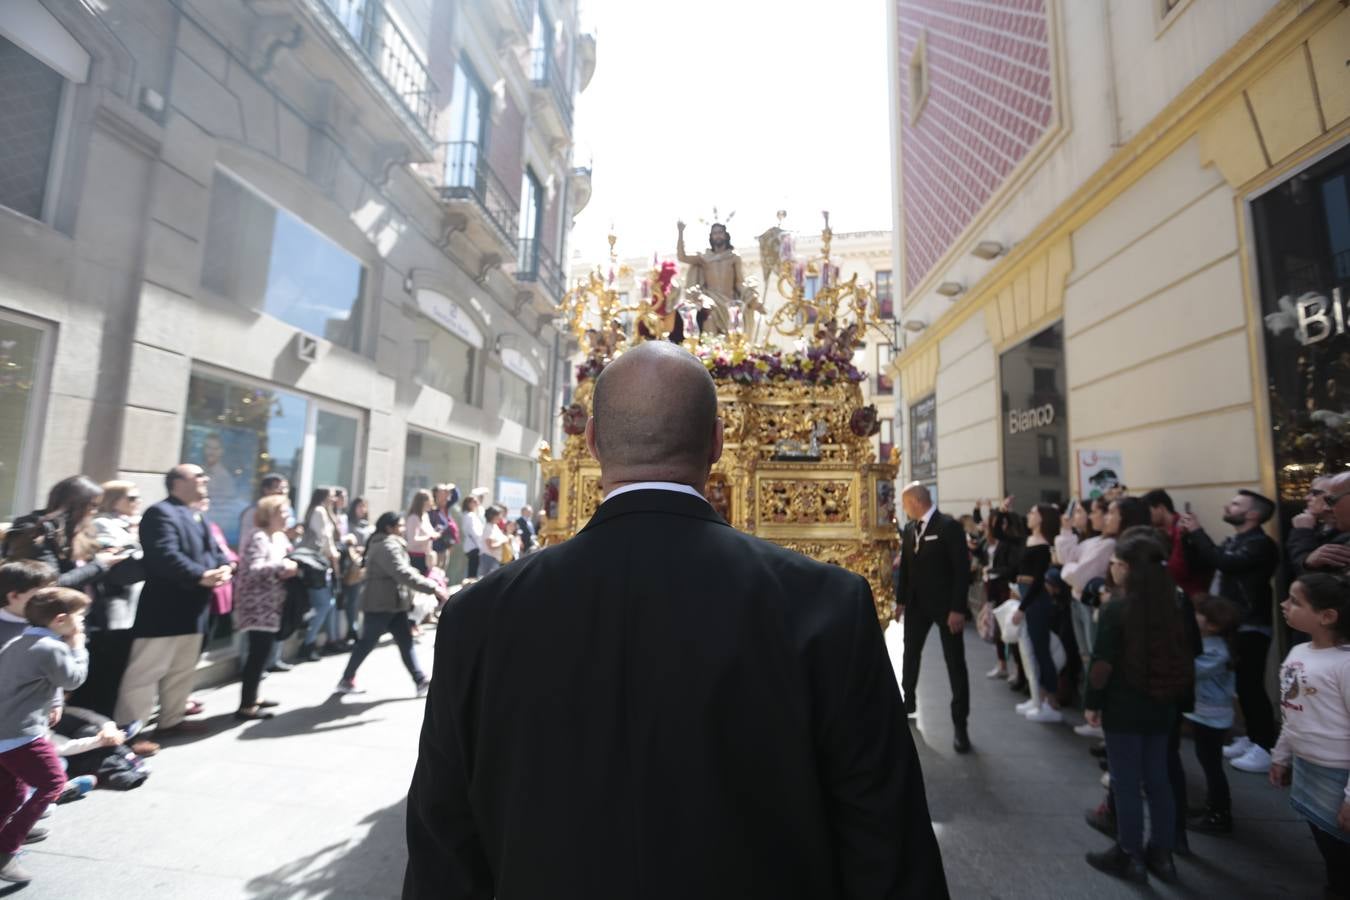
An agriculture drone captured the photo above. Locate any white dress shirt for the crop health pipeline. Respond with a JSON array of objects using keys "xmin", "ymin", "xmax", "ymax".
[{"xmin": 603, "ymin": 481, "xmax": 707, "ymax": 503}]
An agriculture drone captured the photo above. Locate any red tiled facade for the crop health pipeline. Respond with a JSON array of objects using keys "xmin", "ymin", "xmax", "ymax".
[{"xmin": 898, "ymin": 0, "xmax": 1054, "ymax": 295}]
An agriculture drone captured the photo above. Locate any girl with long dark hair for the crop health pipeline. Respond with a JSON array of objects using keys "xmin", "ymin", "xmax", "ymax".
[
  {"xmin": 1015, "ymin": 503, "xmax": 1064, "ymax": 723},
  {"xmin": 2, "ymin": 476, "xmax": 129, "ymax": 590},
  {"xmin": 1084, "ymin": 527, "xmax": 1193, "ymax": 884}
]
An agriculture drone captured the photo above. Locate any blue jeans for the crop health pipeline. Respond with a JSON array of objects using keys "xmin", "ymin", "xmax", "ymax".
[
  {"xmin": 304, "ymin": 582, "xmax": 336, "ymax": 646},
  {"xmin": 342, "ymin": 611, "xmax": 425, "ymax": 685},
  {"xmin": 341, "ymin": 582, "xmax": 364, "ymax": 637},
  {"xmin": 1023, "ymin": 593, "xmax": 1057, "ymax": 695},
  {"xmin": 1105, "ymin": 729, "xmax": 1175, "ymax": 857}
]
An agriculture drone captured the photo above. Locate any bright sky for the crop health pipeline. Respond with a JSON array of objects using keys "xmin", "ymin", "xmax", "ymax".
[{"xmin": 570, "ymin": 0, "xmax": 894, "ymax": 266}]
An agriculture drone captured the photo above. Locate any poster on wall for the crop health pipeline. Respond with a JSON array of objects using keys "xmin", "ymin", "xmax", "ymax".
[
  {"xmin": 909, "ymin": 395, "xmax": 937, "ymax": 482},
  {"xmin": 182, "ymin": 424, "xmax": 256, "ymax": 546},
  {"xmin": 496, "ymin": 478, "xmax": 529, "ymax": 519},
  {"xmin": 1077, "ymin": 450, "xmax": 1125, "ymax": 500}
]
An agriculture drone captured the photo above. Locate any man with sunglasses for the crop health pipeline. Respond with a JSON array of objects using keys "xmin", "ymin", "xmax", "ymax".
[
  {"xmin": 1179, "ymin": 490, "xmax": 1279, "ymax": 774},
  {"xmin": 1298, "ymin": 471, "xmax": 1350, "ymax": 574}
]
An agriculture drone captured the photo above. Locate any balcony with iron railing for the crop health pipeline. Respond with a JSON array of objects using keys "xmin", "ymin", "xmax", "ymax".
[
  {"xmin": 313, "ymin": 0, "xmax": 439, "ymax": 149},
  {"xmin": 529, "ymin": 48, "xmax": 574, "ymax": 135},
  {"xmin": 516, "ymin": 237, "xmax": 565, "ymax": 300},
  {"xmin": 440, "ymin": 141, "xmax": 520, "ymax": 256}
]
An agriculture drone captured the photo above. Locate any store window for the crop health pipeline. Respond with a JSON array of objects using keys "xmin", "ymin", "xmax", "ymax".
[
  {"xmin": 909, "ymin": 395, "xmax": 937, "ymax": 483},
  {"xmin": 879, "ymin": 418, "xmax": 894, "ymax": 461},
  {"xmin": 182, "ymin": 371, "xmax": 360, "ymax": 547},
  {"xmin": 876, "ymin": 269, "xmax": 894, "ymax": 319},
  {"xmin": 413, "ymin": 327, "xmax": 476, "ymax": 402},
  {"xmin": 403, "ymin": 430, "xmax": 477, "ymax": 507},
  {"xmin": 201, "ymin": 170, "xmax": 367, "ymax": 352},
  {"xmin": 1000, "ymin": 322, "xmax": 1068, "ymax": 505},
  {"xmin": 877, "ymin": 344, "xmax": 894, "ymax": 394},
  {"xmin": 1253, "ymin": 143, "xmax": 1350, "ymax": 525},
  {"xmin": 0, "ymin": 311, "xmax": 52, "ymax": 518},
  {"xmin": 0, "ymin": 36, "xmax": 65, "ymax": 220},
  {"xmin": 495, "ymin": 451, "xmax": 536, "ymax": 518},
  {"xmin": 499, "ymin": 347, "xmax": 540, "ymax": 430}
]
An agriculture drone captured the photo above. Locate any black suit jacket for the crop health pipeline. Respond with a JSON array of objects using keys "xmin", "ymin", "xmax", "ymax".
[
  {"xmin": 133, "ymin": 497, "xmax": 224, "ymax": 637},
  {"xmin": 895, "ymin": 510, "xmax": 970, "ymax": 618},
  {"xmin": 406, "ymin": 489, "xmax": 946, "ymax": 899},
  {"xmin": 514, "ymin": 515, "xmax": 536, "ymax": 553}
]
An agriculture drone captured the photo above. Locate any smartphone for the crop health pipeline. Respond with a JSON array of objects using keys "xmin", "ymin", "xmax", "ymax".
[{"xmin": 1184, "ymin": 501, "xmax": 1193, "ymax": 515}]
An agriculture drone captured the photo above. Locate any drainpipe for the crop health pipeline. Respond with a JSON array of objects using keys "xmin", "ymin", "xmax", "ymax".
[{"xmin": 1102, "ymin": 0, "xmax": 1124, "ymax": 148}]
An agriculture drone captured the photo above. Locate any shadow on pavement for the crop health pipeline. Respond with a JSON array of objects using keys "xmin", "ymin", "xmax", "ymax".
[
  {"xmin": 245, "ymin": 798, "xmax": 408, "ymax": 898},
  {"xmin": 235, "ymin": 693, "xmax": 422, "ymax": 740}
]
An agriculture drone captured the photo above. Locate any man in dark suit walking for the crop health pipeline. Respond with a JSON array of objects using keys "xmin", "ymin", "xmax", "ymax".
[
  {"xmin": 406, "ymin": 341, "xmax": 946, "ymax": 899},
  {"xmin": 514, "ymin": 504, "xmax": 537, "ymax": 554},
  {"xmin": 896, "ymin": 482, "xmax": 973, "ymax": 754},
  {"xmin": 114, "ymin": 464, "xmax": 231, "ymax": 736}
]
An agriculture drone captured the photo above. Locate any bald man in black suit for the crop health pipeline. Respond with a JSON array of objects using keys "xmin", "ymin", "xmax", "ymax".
[{"xmin": 406, "ymin": 341, "xmax": 946, "ymax": 899}]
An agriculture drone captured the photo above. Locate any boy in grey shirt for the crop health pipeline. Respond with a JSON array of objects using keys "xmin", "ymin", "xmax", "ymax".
[{"xmin": 0, "ymin": 586, "xmax": 89, "ymax": 886}]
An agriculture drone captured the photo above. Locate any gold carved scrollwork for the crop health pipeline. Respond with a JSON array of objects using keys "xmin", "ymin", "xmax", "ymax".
[
  {"xmin": 776, "ymin": 540, "xmax": 898, "ymax": 623},
  {"xmin": 759, "ymin": 479, "xmax": 854, "ymax": 525}
]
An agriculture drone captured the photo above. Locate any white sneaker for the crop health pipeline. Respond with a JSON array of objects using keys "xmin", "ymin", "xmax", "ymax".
[
  {"xmin": 1005, "ymin": 668, "xmax": 1019, "ymax": 683},
  {"xmin": 1223, "ymin": 736, "xmax": 1253, "ymax": 759},
  {"xmin": 1073, "ymin": 723, "xmax": 1104, "ymax": 738},
  {"xmin": 1230, "ymin": 744, "xmax": 1272, "ymax": 773},
  {"xmin": 334, "ymin": 679, "xmax": 364, "ymax": 695},
  {"xmin": 1026, "ymin": 702, "xmax": 1064, "ymax": 723},
  {"xmin": 1100, "ymin": 771, "xmax": 1111, "ymax": 788},
  {"xmin": 986, "ymin": 666, "xmax": 1006, "ymax": 679},
  {"xmin": 1015, "ymin": 698, "xmax": 1038, "ymax": 714}
]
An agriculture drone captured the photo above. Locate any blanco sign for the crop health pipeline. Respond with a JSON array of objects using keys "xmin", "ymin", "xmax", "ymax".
[
  {"xmin": 1008, "ymin": 403, "xmax": 1056, "ymax": 435},
  {"xmin": 416, "ymin": 289, "xmax": 484, "ymax": 349},
  {"xmin": 1289, "ymin": 287, "xmax": 1348, "ymax": 346}
]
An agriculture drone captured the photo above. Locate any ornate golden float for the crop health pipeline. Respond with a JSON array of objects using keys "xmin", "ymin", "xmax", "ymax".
[{"xmin": 539, "ymin": 216, "xmax": 900, "ymax": 623}]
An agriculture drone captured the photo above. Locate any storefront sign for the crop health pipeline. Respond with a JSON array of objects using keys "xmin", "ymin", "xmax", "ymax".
[
  {"xmin": 909, "ymin": 395, "xmax": 937, "ymax": 482},
  {"xmin": 496, "ymin": 477, "xmax": 528, "ymax": 518},
  {"xmin": 501, "ymin": 347, "xmax": 540, "ymax": 385},
  {"xmin": 1077, "ymin": 450, "xmax": 1124, "ymax": 500},
  {"xmin": 999, "ymin": 323, "xmax": 1068, "ymax": 505},
  {"xmin": 1008, "ymin": 404, "xmax": 1055, "ymax": 434},
  {"xmin": 1276, "ymin": 287, "xmax": 1348, "ymax": 346},
  {"xmin": 416, "ymin": 289, "xmax": 484, "ymax": 349}
]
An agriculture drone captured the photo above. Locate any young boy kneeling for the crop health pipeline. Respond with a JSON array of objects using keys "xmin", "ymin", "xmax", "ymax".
[{"xmin": 0, "ymin": 587, "xmax": 89, "ymax": 885}]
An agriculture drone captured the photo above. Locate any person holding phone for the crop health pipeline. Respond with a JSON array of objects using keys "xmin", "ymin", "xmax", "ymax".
[{"xmin": 1144, "ymin": 490, "xmax": 1212, "ymax": 599}]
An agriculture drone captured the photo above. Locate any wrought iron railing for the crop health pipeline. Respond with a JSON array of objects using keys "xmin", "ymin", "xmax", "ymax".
[
  {"xmin": 529, "ymin": 48, "xmax": 573, "ymax": 131},
  {"xmin": 440, "ymin": 142, "xmax": 519, "ymax": 247},
  {"xmin": 517, "ymin": 237, "xmax": 565, "ymax": 299},
  {"xmin": 318, "ymin": 0, "xmax": 438, "ymax": 141}
]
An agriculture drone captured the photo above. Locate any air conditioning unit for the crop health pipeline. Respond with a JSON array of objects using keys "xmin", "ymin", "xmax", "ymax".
[{"xmin": 295, "ymin": 333, "xmax": 319, "ymax": 364}]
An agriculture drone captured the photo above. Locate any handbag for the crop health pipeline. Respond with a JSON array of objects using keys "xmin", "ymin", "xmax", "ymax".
[
  {"xmin": 976, "ymin": 602, "xmax": 998, "ymax": 643},
  {"xmin": 993, "ymin": 600, "xmax": 1022, "ymax": 644}
]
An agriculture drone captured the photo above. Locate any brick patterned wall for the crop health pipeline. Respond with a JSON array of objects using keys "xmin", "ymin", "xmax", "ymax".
[{"xmin": 898, "ymin": 0, "xmax": 1053, "ymax": 295}]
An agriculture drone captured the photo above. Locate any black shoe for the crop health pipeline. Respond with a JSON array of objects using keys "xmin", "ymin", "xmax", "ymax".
[
  {"xmin": 1145, "ymin": 845, "xmax": 1179, "ymax": 883},
  {"xmin": 267, "ymin": 661, "xmax": 294, "ymax": 673},
  {"xmin": 1086, "ymin": 845, "xmax": 1148, "ymax": 883},
  {"xmin": 298, "ymin": 643, "xmax": 320, "ymax": 663},
  {"xmin": 1089, "ymin": 741, "xmax": 1108, "ymax": 758},
  {"xmin": 1188, "ymin": 808, "xmax": 1233, "ymax": 835},
  {"xmin": 903, "ymin": 698, "xmax": 917, "ymax": 719},
  {"xmin": 1009, "ymin": 678, "xmax": 1028, "ymax": 693},
  {"xmin": 953, "ymin": 724, "xmax": 972, "ymax": 754},
  {"xmin": 1085, "ymin": 803, "xmax": 1117, "ymax": 839}
]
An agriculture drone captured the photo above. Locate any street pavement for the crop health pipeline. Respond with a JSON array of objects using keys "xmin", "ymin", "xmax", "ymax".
[{"xmin": 14, "ymin": 623, "xmax": 1325, "ymax": 898}]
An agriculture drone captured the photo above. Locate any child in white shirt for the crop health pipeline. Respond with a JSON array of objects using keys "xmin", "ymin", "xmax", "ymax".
[{"xmin": 1271, "ymin": 573, "xmax": 1350, "ymax": 897}]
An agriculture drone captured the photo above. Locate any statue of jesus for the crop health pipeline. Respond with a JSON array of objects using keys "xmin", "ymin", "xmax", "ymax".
[{"xmin": 676, "ymin": 221, "xmax": 763, "ymax": 336}]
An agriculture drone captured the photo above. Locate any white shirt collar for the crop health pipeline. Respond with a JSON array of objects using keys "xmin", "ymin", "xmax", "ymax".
[
  {"xmin": 0, "ymin": 609, "xmax": 26, "ymax": 624},
  {"xmin": 603, "ymin": 481, "xmax": 707, "ymax": 503}
]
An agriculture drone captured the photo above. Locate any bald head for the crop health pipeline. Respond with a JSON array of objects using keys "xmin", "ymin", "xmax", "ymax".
[
  {"xmin": 587, "ymin": 342, "xmax": 721, "ymax": 485},
  {"xmin": 900, "ymin": 481, "xmax": 932, "ymax": 521}
]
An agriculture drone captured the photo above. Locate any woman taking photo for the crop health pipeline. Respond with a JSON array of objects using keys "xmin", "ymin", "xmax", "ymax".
[
  {"xmin": 1084, "ymin": 527, "xmax": 1193, "ymax": 885},
  {"xmin": 336, "ymin": 512, "xmax": 447, "ymax": 696},
  {"xmin": 297, "ymin": 487, "xmax": 339, "ymax": 662},
  {"xmin": 233, "ymin": 495, "xmax": 300, "ymax": 719},
  {"xmin": 1015, "ymin": 503, "xmax": 1063, "ymax": 723},
  {"xmin": 2, "ymin": 475, "xmax": 131, "ymax": 589},
  {"xmin": 68, "ymin": 481, "xmax": 147, "ymax": 720}
]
